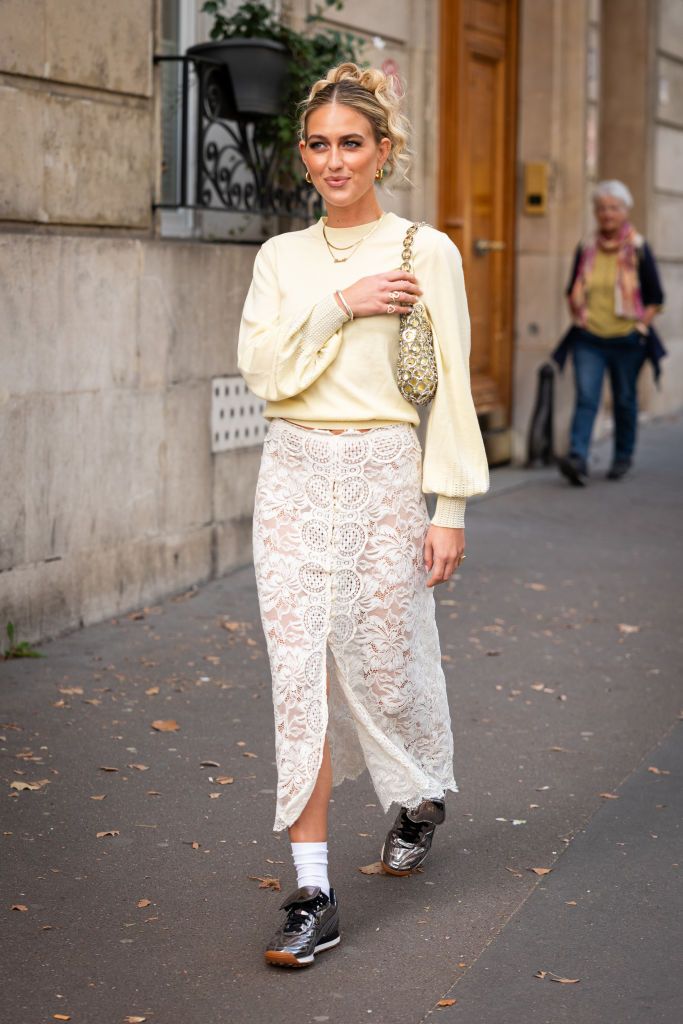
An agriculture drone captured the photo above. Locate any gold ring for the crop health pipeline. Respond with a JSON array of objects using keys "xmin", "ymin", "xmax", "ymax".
[
  {"xmin": 387, "ymin": 304, "xmax": 396, "ymax": 314},
  {"xmin": 389, "ymin": 290, "xmax": 400, "ymax": 300}
]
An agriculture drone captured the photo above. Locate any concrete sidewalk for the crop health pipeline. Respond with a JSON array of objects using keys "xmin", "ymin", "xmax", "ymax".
[{"xmin": 2, "ymin": 417, "xmax": 682, "ymax": 1024}]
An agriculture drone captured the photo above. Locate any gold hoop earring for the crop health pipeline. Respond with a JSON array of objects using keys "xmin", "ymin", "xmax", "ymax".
[
  {"xmin": 375, "ymin": 167, "xmax": 384, "ymax": 181},
  {"xmin": 305, "ymin": 170, "xmax": 312, "ymax": 184}
]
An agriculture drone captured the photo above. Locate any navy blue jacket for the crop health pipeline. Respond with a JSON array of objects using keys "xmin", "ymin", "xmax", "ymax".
[{"xmin": 552, "ymin": 240, "xmax": 667, "ymax": 382}]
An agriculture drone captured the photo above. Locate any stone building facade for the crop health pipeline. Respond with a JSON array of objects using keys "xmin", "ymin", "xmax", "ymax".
[{"xmin": 1, "ymin": 0, "xmax": 681, "ymax": 643}]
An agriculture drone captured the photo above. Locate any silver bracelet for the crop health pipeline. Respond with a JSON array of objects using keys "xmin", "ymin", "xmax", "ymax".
[{"xmin": 335, "ymin": 290, "xmax": 354, "ymax": 322}]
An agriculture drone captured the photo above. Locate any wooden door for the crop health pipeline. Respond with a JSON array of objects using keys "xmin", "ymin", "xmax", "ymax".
[{"xmin": 439, "ymin": 0, "xmax": 517, "ymax": 442}]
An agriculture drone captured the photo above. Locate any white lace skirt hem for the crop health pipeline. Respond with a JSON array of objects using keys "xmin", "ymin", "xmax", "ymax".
[{"xmin": 252, "ymin": 418, "xmax": 457, "ymax": 832}]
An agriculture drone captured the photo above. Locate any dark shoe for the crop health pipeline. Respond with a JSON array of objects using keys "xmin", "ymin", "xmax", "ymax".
[
  {"xmin": 606, "ymin": 459, "xmax": 632, "ymax": 480},
  {"xmin": 264, "ymin": 885, "xmax": 340, "ymax": 967},
  {"xmin": 557, "ymin": 454, "xmax": 588, "ymax": 487},
  {"xmin": 381, "ymin": 797, "xmax": 446, "ymax": 876}
]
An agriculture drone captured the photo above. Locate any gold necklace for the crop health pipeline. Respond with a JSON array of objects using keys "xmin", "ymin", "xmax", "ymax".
[{"xmin": 322, "ymin": 214, "xmax": 385, "ymax": 263}]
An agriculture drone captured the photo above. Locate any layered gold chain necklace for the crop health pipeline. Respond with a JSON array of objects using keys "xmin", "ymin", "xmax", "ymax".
[{"xmin": 322, "ymin": 213, "xmax": 385, "ymax": 263}]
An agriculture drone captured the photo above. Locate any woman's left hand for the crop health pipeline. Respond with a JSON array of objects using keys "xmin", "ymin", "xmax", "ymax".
[{"xmin": 424, "ymin": 525, "xmax": 465, "ymax": 587}]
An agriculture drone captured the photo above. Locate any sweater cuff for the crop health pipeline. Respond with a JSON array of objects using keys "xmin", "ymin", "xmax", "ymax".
[
  {"xmin": 299, "ymin": 293, "xmax": 348, "ymax": 355},
  {"xmin": 431, "ymin": 495, "xmax": 467, "ymax": 528}
]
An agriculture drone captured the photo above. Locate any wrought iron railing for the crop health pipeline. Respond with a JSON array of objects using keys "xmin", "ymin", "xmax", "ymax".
[{"xmin": 153, "ymin": 54, "xmax": 323, "ymax": 223}]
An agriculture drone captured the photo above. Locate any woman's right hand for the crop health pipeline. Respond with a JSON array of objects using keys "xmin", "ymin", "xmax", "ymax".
[{"xmin": 339, "ymin": 270, "xmax": 422, "ymax": 319}]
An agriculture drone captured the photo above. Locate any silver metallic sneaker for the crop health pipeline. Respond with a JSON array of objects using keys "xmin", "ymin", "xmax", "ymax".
[
  {"xmin": 264, "ymin": 885, "xmax": 340, "ymax": 967},
  {"xmin": 381, "ymin": 798, "xmax": 446, "ymax": 876}
]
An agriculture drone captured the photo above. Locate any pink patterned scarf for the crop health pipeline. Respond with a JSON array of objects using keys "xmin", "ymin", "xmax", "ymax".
[{"xmin": 570, "ymin": 222, "xmax": 644, "ymax": 324}]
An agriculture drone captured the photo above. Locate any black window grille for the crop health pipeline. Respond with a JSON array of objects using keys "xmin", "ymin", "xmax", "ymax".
[{"xmin": 154, "ymin": 53, "xmax": 323, "ymax": 227}]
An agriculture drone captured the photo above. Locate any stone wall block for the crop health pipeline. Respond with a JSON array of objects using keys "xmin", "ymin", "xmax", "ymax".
[
  {"xmin": 315, "ymin": 0, "xmax": 409, "ymax": 41},
  {"xmin": 212, "ymin": 518, "xmax": 255, "ymax": 578},
  {"xmin": 0, "ymin": 86, "xmax": 45, "ymax": 221},
  {"xmin": 43, "ymin": 92, "xmax": 152, "ymax": 226},
  {"xmin": 22, "ymin": 390, "xmax": 165, "ymax": 565},
  {"xmin": 657, "ymin": 55, "xmax": 683, "ymax": 127},
  {"xmin": 659, "ymin": 0, "xmax": 683, "ymax": 61},
  {"xmin": 0, "ymin": 398, "xmax": 27, "ymax": 572},
  {"xmin": 0, "ymin": 86, "xmax": 152, "ymax": 226},
  {"xmin": 0, "ymin": 0, "xmax": 152, "ymax": 95},
  {"xmin": 0, "ymin": 0, "xmax": 46, "ymax": 78},
  {"xmin": 213, "ymin": 447, "xmax": 261, "ymax": 523},
  {"xmin": 651, "ymin": 194, "xmax": 683, "ymax": 259},
  {"xmin": 657, "ymin": 263, "xmax": 683, "ymax": 341},
  {"xmin": 0, "ymin": 236, "xmax": 141, "ymax": 395},
  {"xmin": 162, "ymin": 383, "xmax": 213, "ymax": 532},
  {"xmin": 141, "ymin": 242, "xmax": 256, "ymax": 384},
  {"xmin": 654, "ymin": 124, "xmax": 683, "ymax": 194},
  {"xmin": 0, "ymin": 527, "xmax": 213, "ymax": 644}
]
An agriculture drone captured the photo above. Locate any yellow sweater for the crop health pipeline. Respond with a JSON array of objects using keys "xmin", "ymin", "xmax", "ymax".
[
  {"xmin": 585, "ymin": 249, "xmax": 638, "ymax": 338},
  {"xmin": 237, "ymin": 211, "xmax": 490, "ymax": 527}
]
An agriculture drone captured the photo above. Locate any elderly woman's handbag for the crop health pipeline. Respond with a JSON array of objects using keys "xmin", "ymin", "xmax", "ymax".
[{"xmin": 396, "ymin": 222, "xmax": 438, "ymax": 406}]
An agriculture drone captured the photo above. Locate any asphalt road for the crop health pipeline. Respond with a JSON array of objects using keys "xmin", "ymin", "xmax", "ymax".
[{"xmin": 2, "ymin": 416, "xmax": 682, "ymax": 1024}]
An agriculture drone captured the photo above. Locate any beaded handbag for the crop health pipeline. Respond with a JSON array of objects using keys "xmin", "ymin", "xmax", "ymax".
[{"xmin": 396, "ymin": 222, "xmax": 438, "ymax": 406}]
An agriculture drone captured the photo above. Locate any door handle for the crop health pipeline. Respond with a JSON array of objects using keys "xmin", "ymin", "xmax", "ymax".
[{"xmin": 473, "ymin": 239, "xmax": 506, "ymax": 256}]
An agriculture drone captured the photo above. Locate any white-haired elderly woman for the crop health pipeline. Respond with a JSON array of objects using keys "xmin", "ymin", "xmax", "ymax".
[{"xmin": 552, "ymin": 179, "xmax": 666, "ymax": 484}]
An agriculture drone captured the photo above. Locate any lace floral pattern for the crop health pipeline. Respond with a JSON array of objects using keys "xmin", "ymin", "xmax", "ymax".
[{"xmin": 252, "ymin": 419, "xmax": 458, "ymax": 832}]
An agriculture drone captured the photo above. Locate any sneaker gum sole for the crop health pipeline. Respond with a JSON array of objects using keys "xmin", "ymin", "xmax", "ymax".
[
  {"xmin": 381, "ymin": 862, "xmax": 413, "ymax": 877},
  {"xmin": 264, "ymin": 934, "xmax": 340, "ymax": 968}
]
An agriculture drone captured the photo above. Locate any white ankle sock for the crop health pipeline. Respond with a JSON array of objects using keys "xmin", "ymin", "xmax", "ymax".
[{"xmin": 291, "ymin": 841, "xmax": 330, "ymax": 897}]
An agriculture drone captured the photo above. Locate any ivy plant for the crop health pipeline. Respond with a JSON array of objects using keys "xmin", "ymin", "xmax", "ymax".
[{"xmin": 200, "ymin": 0, "xmax": 367, "ymax": 173}]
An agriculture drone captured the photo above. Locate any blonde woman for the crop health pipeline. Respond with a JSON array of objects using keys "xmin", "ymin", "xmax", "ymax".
[{"xmin": 238, "ymin": 63, "xmax": 489, "ymax": 967}]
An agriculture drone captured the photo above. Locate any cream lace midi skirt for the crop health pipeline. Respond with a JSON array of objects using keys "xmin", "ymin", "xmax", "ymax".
[{"xmin": 252, "ymin": 418, "xmax": 458, "ymax": 832}]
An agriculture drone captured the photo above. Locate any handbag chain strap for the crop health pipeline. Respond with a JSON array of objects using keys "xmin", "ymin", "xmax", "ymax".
[{"xmin": 400, "ymin": 221, "xmax": 427, "ymax": 274}]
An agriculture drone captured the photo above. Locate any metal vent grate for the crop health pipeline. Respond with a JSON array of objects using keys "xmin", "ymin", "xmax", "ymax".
[{"xmin": 211, "ymin": 376, "xmax": 267, "ymax": 453}]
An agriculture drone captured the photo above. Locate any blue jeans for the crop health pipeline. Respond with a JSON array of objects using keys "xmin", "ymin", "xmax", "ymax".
[{"xmin": 569, "ymin": 328, "xmax": 647, "ymax": 464}]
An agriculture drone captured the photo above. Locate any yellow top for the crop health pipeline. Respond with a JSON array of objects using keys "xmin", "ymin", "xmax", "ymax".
[
  {"xmin": 585, "ymin": 249, "xmax": 637, "ymax": 338},
  {"xmin": 237, "ymin": 211, "xmax": 490, "ymax": 527}
]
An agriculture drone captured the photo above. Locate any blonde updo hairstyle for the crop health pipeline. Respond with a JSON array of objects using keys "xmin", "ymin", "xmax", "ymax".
[{"xmin": 299, "ymin": 62, "xmax": 411, "ymax": 183}]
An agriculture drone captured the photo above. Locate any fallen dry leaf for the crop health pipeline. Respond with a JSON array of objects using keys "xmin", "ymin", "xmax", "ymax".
[
  {"xmin": 11, "ymin": 904, "xmax": 28, "ymax": 912},
  {"xmin": 59, "ymin": 687, "xmax": 83, "ymax": 695},
  {"xmin": 90, "ymin": 795, "xmax": 106, "ymax": 801},
  {"xmin": 151, "ymin": 719, "xmax": 180, "ymax": 732},
  {"xmin": 136, "ymin": 898, "xmax": 152, "ymax": 908},
  {"xmin": 124, "ymin": 1017, "xmax": 147, "ymax": 1023},
  {"xmin": 243, "ymin": 752, "xmax": 258, "ymax": 758},
  {"xmin": 525, "ymin": 582, "xmax": 547, "ymax": 591},
  {"xmin": 534, "ymin": 969, "xmax": 580, "ymax": 983},
  {"xmin": 437, "ymin": 998, "xmax": 457, "ymax": 1006},
  {"xmin": 128, "ymin": 764, "xmax": 150, "ymax": 772},
  {"xmin": 530, "ymin": 682, "xmax": 545, "ymax": 691},
  {"xmin": 145, "ymin": 686, "xmax": 159, "ymax": 696},
  {"xmin": 358, "ymin": 861, "xmax": 385, "ymax": 875},
  {"xmin": 599, "ymin": 792, "xmax": 619, "ymax": 799},
  {"xmin": 200, "ymin": 760, "xmax": 221, "ymax": 767},
  {"xmin": 10, "ymin": 780, "xmax": 47, "ymax": 791},
  {"xmin": 505, "ymin": 867, "xmax": 523, "ymax": 878},
  {"xmin": 215, "ymin": 775, "xmax": 234, "ymax": 785},
  {"xmin": 565, "ymin": 900, "xmax": 577, "ymax": 906},
  {"xmin": 249, "ymin": 875, "xmax": 281, "ymax": 891},
  {"xmin": 618, "ymin": 623, "xmax": 640, "ymax": 635},
  {"xmin": 99, "ymin": 766, "xmax": 119, "ymax": 772},
  {"xmin": 529, "ymin": 867, "xmax": 552, "ymax": 876},
  {"xmin": 53, "ymin": 1016, "xmax": 71, "ymax": 1022},
  {"xmin": 96, "ymin": 830, "xmax": 120, "ymax": 838},
  {"xmin": 647, "ymin": 766, "xmax": 671, "ymax": 776}
]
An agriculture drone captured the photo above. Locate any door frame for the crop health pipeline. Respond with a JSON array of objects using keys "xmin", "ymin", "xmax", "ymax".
[{"xmin": 438, "ymin": 0, "xmax": 518, "ymax": 421}]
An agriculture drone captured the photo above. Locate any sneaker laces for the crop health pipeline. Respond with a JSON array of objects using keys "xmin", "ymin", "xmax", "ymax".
[{"xmin": 396, "ymin": 810, "xmax": 428, "ymax": 844}]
